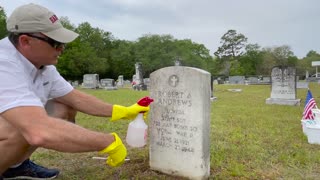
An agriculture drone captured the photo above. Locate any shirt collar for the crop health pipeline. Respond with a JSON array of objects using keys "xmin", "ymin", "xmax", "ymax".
[{"xmin": 13, "ymin": 44, "xmax": 47, "ymax": 78}]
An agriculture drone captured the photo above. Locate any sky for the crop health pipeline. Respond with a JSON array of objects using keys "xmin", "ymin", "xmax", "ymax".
[{"xmin": 1, "ymin": 0, "xmax": 319, "ymax": 58}]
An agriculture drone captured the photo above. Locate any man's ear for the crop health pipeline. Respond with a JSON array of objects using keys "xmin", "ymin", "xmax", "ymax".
[{"xmin": 18, "ymin": 34, "xmax": 32, "ymax": 49}]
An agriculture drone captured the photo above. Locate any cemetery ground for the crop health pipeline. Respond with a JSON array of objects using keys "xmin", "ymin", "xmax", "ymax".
[{"xmin": 32, "ymin": 83, "xmax": 320, "ymax": 179}]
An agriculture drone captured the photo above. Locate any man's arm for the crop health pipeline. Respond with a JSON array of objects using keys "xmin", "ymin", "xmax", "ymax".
[
  {"xmin": 54, "ymin": 89, "xmax": 113, "ymax": 117},
  {"xmin": 1, "ymin": 106, "xmax": 114, "ymax": 152}
]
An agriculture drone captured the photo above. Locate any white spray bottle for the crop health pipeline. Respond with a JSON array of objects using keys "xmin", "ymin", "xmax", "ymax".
[{"xmin": 126, "ymin": 96, "xmax": 153, "ymax": 148}]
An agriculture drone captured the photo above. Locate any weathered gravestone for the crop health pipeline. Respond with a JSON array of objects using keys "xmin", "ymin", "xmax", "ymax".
[
  {"xmin": 266, "ymin": 66, "xmax": 300, "ymax": 106},
  {"xmin": 149, "ymin": 66, "xmax": 211, "ymax": 180},
  {"xmin": 261, "ymin": 76, "xmax": 271, "ymax": 84},
  {"xmin": 71, "ymin": 81, "xmax": 79, "ymax": 87},
  {"xmin": 133, "ymin": 62, "xmax": 147, "ymax": 90},
  {"xmin": 82, "ymin": 74, "xmax": 99, "ymax": 89},
  {"xmin": 247, "ymin": 77, "xmax": 259, "ymax": 84},
  {"xmin": 117, "ymin": 75, "xmax": 124, "ymax": 87},
  {"xmin": 229, "ymin": 76, "xmax": 245, "ymax": 84},
  {"xmin": 100, "ymin": 78, "xmax": 117, "ymax": 90},
  {"xmin": 210, "ymin": 76, "xmax": 217, "ymax": 101},
  {"xmin": 296, "ymin": 81, "xmax": 309, "ymax": 89}
]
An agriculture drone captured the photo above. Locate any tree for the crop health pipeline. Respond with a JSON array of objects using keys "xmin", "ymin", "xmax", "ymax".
[
  {"xmin": 306, "ymin": 50, "xmax": 320, "ymax": 58},
  {"xmin": 133, "ymin": 34, "xmax": 213, "ymax": 77},
  {"xmin": 0, "ymin": 6, "xmax": 7, "ymax": 39},
  {"xmin": 238, "ymin": 43, "xmax": 263, "ymax": 75},
  {"xmin": 271, "ymin": 45, "xmax": 295, "ymax": 66},
  {"xmin": 110, "ymin": 40, "xmax": 136, "ymax": 80},
  {"xmin": 214, "ymin": 29, "xmax": 248, "ymax": 59},
  {"xmin": 135, "ymin": 34, "xmax": 177, "ymax": 74},
  {"xmin": 174, "ymin": 39, "xmax": 212, "ymax": 70},
  {"xmin": 256, "ymin": 45, "xmax": 297, "ymax": 76},
  {"xmin": 256, "ymin": 50, "xmax": 276, "ymax": 75},
  {"xmin": 214, "ymin": 29, "xmax": 248, "ymax": 75},
  {"xmin": 57, "ymin": 21, "xmax": 113, "ymax": 80},
  {"xmin": 297, "ymin": 50, "xmax": 320, "ymax": 78}
]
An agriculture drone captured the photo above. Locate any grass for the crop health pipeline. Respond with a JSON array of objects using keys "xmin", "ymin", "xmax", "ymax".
[{"xmin": 32, "ymin": 83, "xmax": 320, "ymax": 179}]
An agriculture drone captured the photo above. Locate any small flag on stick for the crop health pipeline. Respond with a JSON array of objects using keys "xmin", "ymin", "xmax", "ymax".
[{"xmin": 303, "ymin": 89, "xmax": 317, "ymax": 120}]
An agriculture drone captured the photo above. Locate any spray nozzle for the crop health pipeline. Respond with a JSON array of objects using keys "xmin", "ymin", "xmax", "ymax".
[
  {"xmin": 137, "ymin": 96, "xmax": 153, "ymax": 113},
  {"xmin": 137, "ymin": 96, "xmax": 154, "ymax": 107}
]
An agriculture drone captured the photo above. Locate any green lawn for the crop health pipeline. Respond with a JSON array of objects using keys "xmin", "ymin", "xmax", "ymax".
[{"xmin": 32, "ymin": 83, "xmax": 320, "ymax": 179}]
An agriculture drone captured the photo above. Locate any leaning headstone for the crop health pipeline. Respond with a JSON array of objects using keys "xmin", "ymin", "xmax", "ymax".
[
  {"xmin": 266, "ymin": 66, "xmax": 300, "ymax": 106},
  {"xmin": 149, "ymin": 66, "xmax": 211, "ymax": 180}
]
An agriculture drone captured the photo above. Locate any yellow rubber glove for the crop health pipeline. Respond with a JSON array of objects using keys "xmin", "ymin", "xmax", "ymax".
[
  {"xmin": 111, "ymin": 103, "xmax": 150, "ymax": 121},
  {"xmin": 99, "ymin": 133, "xmax": 127, "ymax": 167}
]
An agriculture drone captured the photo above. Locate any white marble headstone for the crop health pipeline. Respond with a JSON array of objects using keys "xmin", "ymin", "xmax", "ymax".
[{"xmin": 149, "ymin": 66, "xmax": 211, "ymax": 180}]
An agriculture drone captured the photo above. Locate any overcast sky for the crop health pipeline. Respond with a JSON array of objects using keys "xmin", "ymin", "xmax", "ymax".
[{"xmin": 1, "ymin": 0, "xmax": 319, "ymax": 58}]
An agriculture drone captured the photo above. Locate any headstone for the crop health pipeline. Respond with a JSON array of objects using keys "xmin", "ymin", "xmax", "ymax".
[
  {"xmin": 210, "ymin": 76, "xmax": 217, "ymax": 101},
  {"xmin": 71, "ymin": 81, "xmax": 79, "ymax": 87},
  {"xmin": 149, "ymin": 66, "xmax": 211, "ymax": 180},
  {"xmin": 261, "ymin": 76, "xmax": 271, "ymax": 84},
  {"xmin": 266, "ymin": 66, "xmax": 300, "ymax": 106},
  {"xmin": 117, "ymin": 75, "xmax": 124, "ymax": 87},
  {"xmin": 124, "ymin": 80, "xmax": 131, "ymax": 86},
  {"xmin": 135, "ymin": 62, "xmax": 143, "ymax": 85},
  {"xmin": 247, "ymin": 77, "xmax": 259, "ymax": 84},
  {"xmin": 82, "ymin": 74, "xmax": 100, "ymax": 89},
  {"xmin": 296, "ymin": 81, "xmax": 309, "ymax": 89},
  {"xmin": 143, "ymin": 78, "xmax": 150, "ymax": 89},
  {"xmin": 229, "ymin": 76, "xmax": 245, "ymax": 84},
  {"xmin": 217, "ymin": 77, "xmax": 224, "ymax": 84},
  {"xmin": 100, "ymin": 78, "xmax": 117, "ymax": 90},
  {"xmin": 132, "ymin": 62, "xmax": 147, "ymax": 90},
  {"xmin": 174, "ymin": 59, "xmax": 181, "ymax": 66}
]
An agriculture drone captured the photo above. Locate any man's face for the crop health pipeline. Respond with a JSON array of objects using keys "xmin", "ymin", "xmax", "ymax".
[{"xmin": 20, "ymin": 33, "xmax": 65, "ymax": 68}]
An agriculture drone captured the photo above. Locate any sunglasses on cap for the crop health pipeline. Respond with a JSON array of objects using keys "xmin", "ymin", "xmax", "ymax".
[{"xmin": 21, "ymin": 33, "xmax": 65, "ymax": 50}]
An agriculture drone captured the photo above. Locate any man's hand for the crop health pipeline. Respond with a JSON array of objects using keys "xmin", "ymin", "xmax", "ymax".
[
  {"xmin": 111, "ymin": 103, "xmax": 150, "ymax": 121},
  {"xmin": 99, "ymin": 133, "xmax": 127, "ymax": 167}
]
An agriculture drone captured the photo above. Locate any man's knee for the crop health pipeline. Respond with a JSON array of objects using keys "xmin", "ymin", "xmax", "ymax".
[
  {"xmin": 0, "ymin": 116, "xmax": 32, "ymax": 172},
  {"xmin": 45, "ymin": 100, "xmax": 77, "ymax": 123}
]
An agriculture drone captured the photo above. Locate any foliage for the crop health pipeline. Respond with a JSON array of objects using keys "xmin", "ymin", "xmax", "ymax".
[
  {"xmin": 252, "ymin": 45, "xmax": 298, "ymax": 76},
  {"xmin": 239, "ymin": 43, "xmax": 264, "ymax": 75},
  {"xmin": 269, "ymin": 45, "xmax": 295, "ymax": 66},
  {"xmin": 214, "ymin": 29, "xmax": 248, "ymax": 59},
  {"xmin": 110, "ymin": 40, "xmax": 136, "ymax": 80},
  {"xmin": 214, "ymin": 30, "xmax": 248, "ymax": 76},
  {"xmin": 0, "ymin": 6, "xmax": 7, "ymax": 39},
  {"xmin": 297, "ymin": 50, "xmax": 320, "ymax": 78},
  {"xmin": 134, "ymin": 34, "xmax": 213, "ymax": 76}
]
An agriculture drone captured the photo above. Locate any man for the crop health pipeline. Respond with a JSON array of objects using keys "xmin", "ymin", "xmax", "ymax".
[{"xmin": 0, "ymin": 3, "xmax": 149, "ymax": 179}]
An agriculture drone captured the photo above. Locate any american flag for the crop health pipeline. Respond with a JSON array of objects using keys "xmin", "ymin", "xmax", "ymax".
[{"xmin": 303, "ymin": 89, "xmax": 317, "ymax": 120}]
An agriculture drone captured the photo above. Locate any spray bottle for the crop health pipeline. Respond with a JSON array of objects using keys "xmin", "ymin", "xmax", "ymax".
[{"xmin": 126, "ymin": 96, "xmax": 154, "ymax": 148}]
